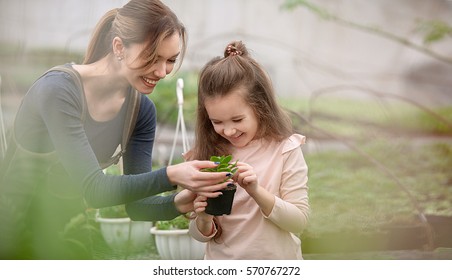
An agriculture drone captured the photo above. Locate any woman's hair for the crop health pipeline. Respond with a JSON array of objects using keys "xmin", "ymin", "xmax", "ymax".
[
  {"xmin": 190, "ymin": 40, "xmax": 293, "ymax": 160},
  {"xmin": 83, "ymin": 0, "xmax": 186, "ymax": 70}
]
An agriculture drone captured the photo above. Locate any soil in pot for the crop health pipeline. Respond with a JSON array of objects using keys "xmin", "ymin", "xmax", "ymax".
[{"xmin": 205, "ymin": 185, "xmax": 236, "ymax": 216}]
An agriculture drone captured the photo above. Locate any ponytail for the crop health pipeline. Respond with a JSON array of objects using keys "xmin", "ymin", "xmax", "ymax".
[{"xmin": 83, "ymin": 9, "xmax": 117, "ymax": 64}]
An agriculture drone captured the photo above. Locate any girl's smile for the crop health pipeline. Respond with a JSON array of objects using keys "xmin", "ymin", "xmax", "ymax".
[{"xmin": 204, "ymin": 87, "xmax": 259, "ymax": 148}]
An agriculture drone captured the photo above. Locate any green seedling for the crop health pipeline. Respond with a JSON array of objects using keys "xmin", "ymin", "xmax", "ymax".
[
  {"xmin": 202, "ymin": 155, "xmax": 238, "ymax": 180},
  {"xmin": 203, "ymin": 155, "xmax": 239, "ymax": 215}
]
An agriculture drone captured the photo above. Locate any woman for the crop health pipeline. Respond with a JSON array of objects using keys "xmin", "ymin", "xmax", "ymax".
[{"xmin": 0, "ymin": 0, "xmax": 227, "ymax": 259}]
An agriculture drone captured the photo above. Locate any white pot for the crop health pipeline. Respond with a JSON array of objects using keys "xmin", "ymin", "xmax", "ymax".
[
  {"xmin": 150, "ymin": 227, "xmax": 206, "ymax": 260},
  {"xmin": 96, "ymin": 216, "xmax": 152, "ymax": 252}
]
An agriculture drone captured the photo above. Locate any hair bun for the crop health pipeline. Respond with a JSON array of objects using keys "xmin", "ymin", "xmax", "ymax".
[{"xmin": 224, "ymin": 41, "xmax": 246, "ymax": 58}]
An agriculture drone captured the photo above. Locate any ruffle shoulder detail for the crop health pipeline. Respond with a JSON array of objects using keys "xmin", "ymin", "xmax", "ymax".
[{"xmin": 282, "ymin": 134, "xmax": 306, "ymax": 154}]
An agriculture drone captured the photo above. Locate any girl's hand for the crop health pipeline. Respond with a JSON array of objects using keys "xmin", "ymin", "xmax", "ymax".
[
  {"xmin": 234, "ymin": 161, "xmax": 275, "ymax": 217},
  {"xmin": 193, "ymin": 195, "xmax": 210, "ymax": 216},
  {"xmin": 167, "ymin": 160, "xmax": 232, "ymax": 197},
  {"xmin": 193, "ymin": 195, "xmax": 214, "ymax": 236},
  {"xmin": 234, "ymin": 162, "xmax": 259, "ymax": 195}
]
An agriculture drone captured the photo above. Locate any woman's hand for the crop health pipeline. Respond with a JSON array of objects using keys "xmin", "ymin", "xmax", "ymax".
[
  {"xmin": 174, "ymin": 189, "xmax": 196, "ymax": 214},
  {"xmin": 167, "ymin": 160, "xmax": 232, "ymax": 197}
]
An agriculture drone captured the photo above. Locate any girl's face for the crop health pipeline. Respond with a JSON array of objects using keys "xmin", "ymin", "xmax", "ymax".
[
  {"xmin": 204, "ymin": 88, "xmax": 259, "ymax": 148},
  {"xmin": 121, "ymin": 33, "xmax": 180, "ymax": 94}
]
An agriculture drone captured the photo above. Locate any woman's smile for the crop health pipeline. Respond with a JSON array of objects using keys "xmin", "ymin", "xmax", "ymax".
[{"xmin": 142, "ymin": 76, "xmax": 158, "ymax": 88}]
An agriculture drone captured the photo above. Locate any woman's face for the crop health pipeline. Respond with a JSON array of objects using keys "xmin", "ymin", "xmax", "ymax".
[
  {"xmin": 121, "ymin": 33, "xmax": 181, "ymax": 94},
  {"xmin": 204, "ymin": 87, "xmax": 259, "ymax": 148}
]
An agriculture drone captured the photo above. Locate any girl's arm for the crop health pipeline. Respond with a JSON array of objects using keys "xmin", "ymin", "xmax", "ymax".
[
  {"xmin": 235, "ymin": 148, "xmax": 309, "ymax": 234},
  {"xmin": 188, "ymin": 195, "xmax": 217, "ymax": 242},
  {"xmin": 268, "ymin": 147, "xmax": 309, "ymax": 233},
  {"xmin": 234, "ymin": 162, "xmax": 274, "ymax": 216},
  {"xmin": 194, "ymin": 195, "xmax": 216, "ymax": 236}
]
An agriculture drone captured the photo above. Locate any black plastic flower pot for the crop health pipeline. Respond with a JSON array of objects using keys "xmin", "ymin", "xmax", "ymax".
[{"xmin": 205, "ymin": 185, "xmax": 236, "ymax": 216}]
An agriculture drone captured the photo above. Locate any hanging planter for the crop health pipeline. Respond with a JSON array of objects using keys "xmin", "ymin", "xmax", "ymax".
[
  {"xmin": 149, "ymin": 80, "xmax": 205, "ymax": 259},
  {"xmin": 150, "ymin": 228, "xmax": 206, "ymax": 260},
  {"xmin": 150, "ymin": 215, "xmax": 206, "ymax": 260},
  {"xmin": 96, "ymin": 205, "xmax": 152, "ymax": 253}
]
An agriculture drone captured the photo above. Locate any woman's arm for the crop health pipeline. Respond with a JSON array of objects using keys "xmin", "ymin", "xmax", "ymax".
[
  {"xmin": 31, "ymin": 74, "xmax": 176, "ymax": 208},
  {"xmin": 34, "ymin": 73, "xmax": 230, "ymax": 211}
]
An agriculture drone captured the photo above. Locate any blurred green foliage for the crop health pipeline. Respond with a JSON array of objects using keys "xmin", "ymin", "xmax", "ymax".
[
  {"xmin": 148, "ymin": 71, "xmax": 199, "ymax": 128},
  {"xmin": 416, "ymin": 19, "xmax": 452, "ymax": 44},
  {"xmin": 304, "ymin": 141, "xmax": 452, "ymax": 236},
  {"xmin": 155, "ymin": 215, "xmax": 189, "ymax": 230}
]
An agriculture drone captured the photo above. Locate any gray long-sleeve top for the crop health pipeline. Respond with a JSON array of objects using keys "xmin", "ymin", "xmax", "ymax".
[{"xmin": 7, "ymin": 66, "xmax": 180, "ymax": 221}]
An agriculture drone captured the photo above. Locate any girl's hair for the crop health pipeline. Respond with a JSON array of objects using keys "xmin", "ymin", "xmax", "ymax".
[
  {"xmin": 190, "ymin": 40, "xmax": 293, "ymax": 161},
  {"xmin": 83, "ymin": 0, "xmax": 186, "ymax": 70}
]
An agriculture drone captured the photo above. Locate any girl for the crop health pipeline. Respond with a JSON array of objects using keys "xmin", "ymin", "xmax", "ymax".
[
  {"xmin": 188, "ymin": 41, "xmax": 310, "ymax": 259},
  {"xmin": 0, "ymin": 0, "xmax": 228, "ymax": 259}
]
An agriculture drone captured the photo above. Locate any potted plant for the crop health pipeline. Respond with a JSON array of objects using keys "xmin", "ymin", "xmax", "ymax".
[
  {"xmin": 150, "ymin": 215, "xmax": 206, "ymax": 260},
  {"xmin": 202, "ymin": 155, "xmax": 238, "ymax": 216},
  {"xmin": 96, "ymin": 204, "xmax": 153, "ymax": 253}
]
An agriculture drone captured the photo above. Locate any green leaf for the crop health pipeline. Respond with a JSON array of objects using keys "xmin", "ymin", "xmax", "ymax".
[
  {"xmin": 217, "ymin": 167, "xmax": 230, "ymax": 172},
  {"xmin": 202, "ymin": 155, "xmax": 240, "ymax": 173},
  {"xmin": 416, "ymin": 19, "xmax": 452, "ymax": 44},
  {"xmin": 210, "ymin": 156, "xmax": 221, "ymax": 162},
  {"xmin": 156, "ymin": 215, "xmax": 189, "ymax": 230},
  {"xmin": 222, "ymin": 155, "xmax": 232, "ymax": 164}
]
